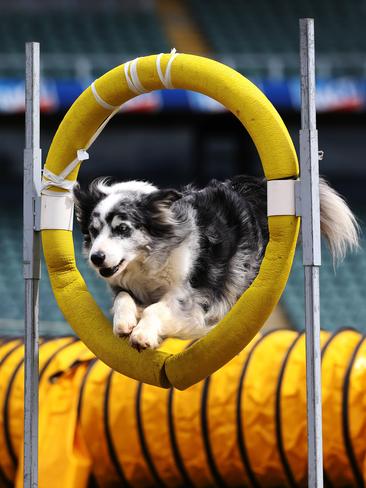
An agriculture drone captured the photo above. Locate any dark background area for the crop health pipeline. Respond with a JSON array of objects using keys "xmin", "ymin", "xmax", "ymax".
[{"xmin": 2, "ymin": 110, "xmax": 365, "ymax": 204}]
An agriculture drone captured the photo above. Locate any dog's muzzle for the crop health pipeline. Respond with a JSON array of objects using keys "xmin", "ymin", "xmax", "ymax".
[{"xmin": 99, "ymin": 259, "xmax": 125, "ymax": 278}]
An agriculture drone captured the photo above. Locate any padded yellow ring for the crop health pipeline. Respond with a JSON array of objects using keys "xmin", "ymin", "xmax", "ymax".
[{"xmin": 42, "ymin": 54, "xmax": 300, "ymax": 390}]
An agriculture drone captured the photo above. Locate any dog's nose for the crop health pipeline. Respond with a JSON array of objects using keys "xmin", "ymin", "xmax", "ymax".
[{"xmin": 91, "ymin": 251, "xmax": 105, "ymax": 267}]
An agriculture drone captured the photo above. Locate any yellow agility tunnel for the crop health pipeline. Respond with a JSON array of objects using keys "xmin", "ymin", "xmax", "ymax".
[{"xmin": 1, "ymin": 328, "xmax": 366, "ymax": 488}]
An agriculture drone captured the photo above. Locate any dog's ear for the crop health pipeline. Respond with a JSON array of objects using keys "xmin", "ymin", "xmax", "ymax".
[
  {"xmin": 141, "ymin": 189, "xmax": 182, "ymax": 237},
  {"xmin": 73, "ymin": 178, "xmax": 108, "ymax": 234},
  {"xmin": 144, "ymin": 189, "xmax": 182, "ymax": 210}
]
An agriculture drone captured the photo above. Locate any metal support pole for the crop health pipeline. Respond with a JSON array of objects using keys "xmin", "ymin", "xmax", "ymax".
[
  {"xmin": 24, "ymin": 42, "xmax": 41, "ymax": 488},
  {"xmin": 299, "ymin": 19, "xmax": 324, "ymax": 488}
]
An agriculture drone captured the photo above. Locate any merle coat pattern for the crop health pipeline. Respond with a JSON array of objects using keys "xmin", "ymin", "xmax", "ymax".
[{"xmin": 73, "ymin": 175, "xmax": 359, "ymax": 350}]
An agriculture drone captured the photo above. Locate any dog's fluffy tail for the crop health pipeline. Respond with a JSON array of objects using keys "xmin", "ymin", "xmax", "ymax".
[{"xmin": 319, "ymin": 178, "xmax": 360, "ymax": 263}]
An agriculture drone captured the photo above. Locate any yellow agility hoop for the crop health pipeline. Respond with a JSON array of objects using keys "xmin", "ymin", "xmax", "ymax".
[{"xmin": 41, "ymin": 53, "xmax": 299, "ymax": 390}]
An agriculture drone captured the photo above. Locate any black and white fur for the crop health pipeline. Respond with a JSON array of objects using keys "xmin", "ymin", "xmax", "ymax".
[{"xmin": 73, "ymin": 175, "xmax": 359, "ymax": 350}]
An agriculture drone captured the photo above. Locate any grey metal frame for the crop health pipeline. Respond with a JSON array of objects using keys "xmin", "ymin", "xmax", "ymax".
[
  {"xmin": 299, "ymin": 18, "xmax": 324, "ymax": 487},
  {"xmin": 23, "ymin": 42, "xmax": 41, "ymax": 488},
  {"xmin": 21, "ymin": 20, "xmax": 324, "ymax": 487}
]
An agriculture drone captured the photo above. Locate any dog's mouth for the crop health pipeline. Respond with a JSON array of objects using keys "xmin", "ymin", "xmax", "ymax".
[{"xmin": 99, "ymin": 259, "xmax": 125, "ymax": 278}]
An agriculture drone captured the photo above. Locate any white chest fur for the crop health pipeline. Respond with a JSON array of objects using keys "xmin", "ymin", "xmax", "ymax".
[{"xmin": 112, "ymin": 235, "xmax": 197, "ymax": 305}]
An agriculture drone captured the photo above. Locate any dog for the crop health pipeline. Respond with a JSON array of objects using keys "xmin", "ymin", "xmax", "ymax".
[{"xmin": 73, "ymin": 175, "xmax": 359, "ymax": 350}]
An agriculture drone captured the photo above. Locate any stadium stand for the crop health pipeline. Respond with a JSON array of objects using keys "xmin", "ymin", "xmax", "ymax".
[
  {"xmin": 0, "ymin": 8, "xmax": 170, "ymax": 78},
  {"xmin": 282, "ymin": 230, "xmax": 366, "ymax": 334},
  {"xmin": 156, "ymin": 0, "xmax": 210, "ymax": 55},
  {"xmin": 188, "ymin": 0, "xmax": 366, "ymax": 76},
  {"xmin": 0, "ymin": 0, "xmax": 365, "ymax": 78},
  {"xmin": 189, "ymin": 0, "xmax": 365, "ymax": 53}
]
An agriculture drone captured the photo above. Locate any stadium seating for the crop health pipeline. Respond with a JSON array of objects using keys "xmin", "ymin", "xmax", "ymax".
[
  {"xmin": 1, "ymin": 210, "xmax": 365, "ymax": 336},
  {"xmin": 189, "ymin": 0, "xmax": 365, "ymax": 54},
  {"xmin": 0, "ymin": 9, "xmax": 170, "ymax": 78},
  {"xmin": 282, "ymin": 229, "xmax": 366, "ymax": 334},
  {"xmin": 0, "ymin": 1, "xmax": 365, "ymax": 78},
  {"xmin": 188, "ymin": 0, "xmax": 365, "ymax": 76}
]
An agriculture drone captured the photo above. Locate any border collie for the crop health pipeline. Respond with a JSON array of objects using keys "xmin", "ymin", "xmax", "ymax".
[{"xmin": 73, "ymin": 175, "xmax": 359, "ymax": 350}]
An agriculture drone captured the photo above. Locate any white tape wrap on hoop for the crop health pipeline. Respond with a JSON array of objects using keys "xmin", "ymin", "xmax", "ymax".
[
  {"xmin": 41, "ymin": 192, "xmax": 74, "ymax": 231},
  {"xmin": 267, "ymin": 180, "xmax": 298, "ymax": 216},
  {"xmin": 156, "ymin": 48, "xmax": 179, "ymax": 89},
  {"xmin": 123, "ymin": 49, "xmax": 179, "ymax": 94},
  {"xmin": 124, "ymin": 58, "xmax": 148, "ymax": 95}
]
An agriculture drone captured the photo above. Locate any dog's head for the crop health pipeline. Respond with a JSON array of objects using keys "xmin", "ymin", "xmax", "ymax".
[{"xmin": 73, "ymin": 178, "xmax": 181, "ymax": 280}]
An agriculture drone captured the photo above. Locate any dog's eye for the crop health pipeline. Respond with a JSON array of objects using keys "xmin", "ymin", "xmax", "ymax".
[
  {"xmin": 116, "ymin": 223, "xmax": 131, "ymax": 235},
  {"xmin": 89, "ymin": 226, "xmax": 98, "ymax": 238}
]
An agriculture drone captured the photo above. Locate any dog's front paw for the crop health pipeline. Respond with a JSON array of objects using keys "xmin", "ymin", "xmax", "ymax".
[
  {"xmin": 113, "ymin": 311, "xmax": 138, "ymax": 337},
  {"xmin": 129, "ymin": 321, "xmax": 162, "ymax": 351}
]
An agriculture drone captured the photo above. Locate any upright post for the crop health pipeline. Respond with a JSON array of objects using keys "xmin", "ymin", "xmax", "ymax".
[
  {"xmin": 299, "ymin": 19, "xmax": 324, "ymax": 487},
  {"xmin": 24, "ymin": 42, "xmax": 41, "ymax": 488}
]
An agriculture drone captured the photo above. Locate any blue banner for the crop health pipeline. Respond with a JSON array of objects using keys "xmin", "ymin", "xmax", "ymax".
[{"xmin": 0, "ymin": 77, "xmax": 365, "ymax": 114}]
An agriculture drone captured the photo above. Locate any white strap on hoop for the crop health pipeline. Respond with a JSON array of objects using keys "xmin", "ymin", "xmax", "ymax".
[
  {"xmin": 41, "ymin": 82, "xmax": 122, "ymax": 195},
  {"xmin": 124, "ymin": 58, "xmax": 148, "ymax": 95},
  {"xmin": 40, "ymin": 149, "xmax": 89, "ymax": 230},
  {"xmin": 91, "ymin": 82, "xmax": 119, "ymax": 111},
  {"xmin": 156, "ymin": 48, "xmax": 179, "ymax": 89},
  {"xmin": 267, "ymin": 179, "xmax": 300, "ymax": 216},
  {"xmin": 123, "ymin": 48, "xmax": 179, "ymax": 94},
  {"xmin": 41, "ymin": 149, "xmax": 90, "ymax": 193}
]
